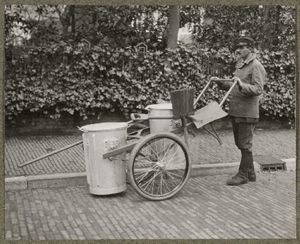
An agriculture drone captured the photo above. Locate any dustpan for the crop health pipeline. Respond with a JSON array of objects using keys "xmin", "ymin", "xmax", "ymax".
[
  {"xmin": 189, "ymin": 102, "xmax": 227, "ymax": 128},
  {"xmin": 189, "ymin": 78, "xmax": 237, "ymax": 128}
]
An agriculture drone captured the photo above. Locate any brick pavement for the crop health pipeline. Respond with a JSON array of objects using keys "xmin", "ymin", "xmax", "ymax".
[{"xmin": 5, "ymin": 171, "xmax": 296, "ymax": 240}]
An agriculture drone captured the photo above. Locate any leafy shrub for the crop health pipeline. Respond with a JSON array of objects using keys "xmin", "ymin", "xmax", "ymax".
[
  {"xmin": 5, "ymin": 40, "xmax": 295, "ymax": 127},
  {"xmin": 259, "ymin": 49, "xmax": 295, "ymax": 121}
]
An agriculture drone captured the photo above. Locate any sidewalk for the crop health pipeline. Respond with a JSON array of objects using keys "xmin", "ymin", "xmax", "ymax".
[{"xmin": 4, "ymin": 128, "xmax": 297, "ymax": 240}]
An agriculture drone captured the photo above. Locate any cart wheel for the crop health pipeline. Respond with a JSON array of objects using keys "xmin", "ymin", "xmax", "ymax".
[{"xmin": 128, "ymin": 132, "xmax": 191, "ymax": 201}]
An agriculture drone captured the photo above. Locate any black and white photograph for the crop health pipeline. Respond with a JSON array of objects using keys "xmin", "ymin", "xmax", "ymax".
[{"xmin": 3, "ymin": 2, "xmax": 297, "ymax": 241}]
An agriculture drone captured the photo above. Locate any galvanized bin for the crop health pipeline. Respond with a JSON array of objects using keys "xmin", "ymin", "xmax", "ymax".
[
  {"xmin": 146, "ymin": 103, "xmax": 185, "ymax": 170},
  {"xmin": 80, "ymin": 122, "xmax": 127, "ymax": 195},
  {"xmin": 147, "ymin": 103, "xmax": 180, "ymax": 133}
]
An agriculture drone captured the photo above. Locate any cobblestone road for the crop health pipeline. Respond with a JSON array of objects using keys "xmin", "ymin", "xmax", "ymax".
[{"xmin": 5, "ymin": 171, "xmax": 296, "ymax": 240}]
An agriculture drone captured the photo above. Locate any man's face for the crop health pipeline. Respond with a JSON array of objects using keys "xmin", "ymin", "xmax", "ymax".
[{"xmin": 234, "ymin": 46, "xmax": 251, "ymax": 61}]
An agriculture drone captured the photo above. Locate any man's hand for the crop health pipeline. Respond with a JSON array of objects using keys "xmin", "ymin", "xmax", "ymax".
[{"xmin": 232, "ymin": 76, "xmax": 242, "ymax": 87}]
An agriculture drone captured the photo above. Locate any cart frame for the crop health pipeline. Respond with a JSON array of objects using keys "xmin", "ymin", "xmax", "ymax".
[{"xmin": 101, "ymin": 79, "xmax": 237, "ymax": 200}]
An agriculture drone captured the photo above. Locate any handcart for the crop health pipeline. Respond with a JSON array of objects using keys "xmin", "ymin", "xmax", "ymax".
[{"xmin": 19, "ymin": 79, "xmax": 237, "ymax": 201}]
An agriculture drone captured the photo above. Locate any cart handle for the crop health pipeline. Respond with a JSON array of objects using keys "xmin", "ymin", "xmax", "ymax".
[
  {"xmin": 193, "ymin": 79, "xmax": 237, "ymax": 108},
  {"xmin": 219, "ymin": 79, "xmax": 237, "ymax": 106}
]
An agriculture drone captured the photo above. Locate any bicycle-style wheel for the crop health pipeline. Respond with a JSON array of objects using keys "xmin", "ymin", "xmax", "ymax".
[{"xmin": 128, "ymin": 132, "xmax": 191, "ymax": 201}]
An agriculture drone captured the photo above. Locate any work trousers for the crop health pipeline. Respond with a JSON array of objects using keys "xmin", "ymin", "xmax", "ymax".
[{"xmin": 231, "ymin": 117, "xmax": 257, "ymax": 177}]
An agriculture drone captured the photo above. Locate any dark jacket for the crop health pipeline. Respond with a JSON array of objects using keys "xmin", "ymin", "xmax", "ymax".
[{"xmin": 225, "ymin": 54, "xmax": 266, "ymax": 119}]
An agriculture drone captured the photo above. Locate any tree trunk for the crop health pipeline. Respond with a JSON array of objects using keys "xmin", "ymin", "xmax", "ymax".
[
  {"xmin": 167, "ymin": 6, "xmax": 180, "ymax": 49},
  {"xmin": 261, "ymin": 6, "xmax": 271, "ymax": 47},
  {"xmin": 70, "ymin": 5, "xmax": 76, "ymax": 35},
  {"xmin": 263, "ymin": 6, "xmax": 271, "ymax": 21}
]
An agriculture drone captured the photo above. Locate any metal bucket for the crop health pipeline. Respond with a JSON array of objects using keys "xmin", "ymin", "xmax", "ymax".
[
  {"xmin": 147, "ymin": 103, "xmax": 180, "ymax": 134},
  {"xmin": 147, "ymin": 104, "xmax": 185, "ymax": 169},
  {"xmin": 80, "ymin": 122, "xmax": 127, "ymax": 195}
]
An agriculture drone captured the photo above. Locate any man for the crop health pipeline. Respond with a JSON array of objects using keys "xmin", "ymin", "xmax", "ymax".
[{"xmin": 212, "ymin": 36, "xmax": 266, "ymax": 186}]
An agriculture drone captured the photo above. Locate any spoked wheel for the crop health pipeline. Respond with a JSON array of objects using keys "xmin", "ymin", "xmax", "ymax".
[{"xmin": 128, "ymin": 132, "xmax": 191, "ymax": 201}]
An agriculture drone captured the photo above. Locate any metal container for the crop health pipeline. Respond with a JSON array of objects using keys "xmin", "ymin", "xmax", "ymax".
[
  {"xmin": 80, "ymin": 122, "xmax": 127, "ymax": 195},
  {"xmin": 147, "ymin": 103, "xmax": 185, "ymax": 170},
  {"xmin": 147, "ymin": 103, "xmax": 180, "ymax": 134}
]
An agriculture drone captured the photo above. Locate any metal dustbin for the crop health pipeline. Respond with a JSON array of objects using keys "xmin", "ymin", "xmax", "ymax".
[
  {"xmin": 146, "ymin": 103, "xmax": 185, "ymax": 169},
  {"xmin": 80, "ymin": 122, "xmax": 127, "ymax": 195},
  {"xmin": 147, "ymin": 103, "xmax": 181, "ymax": 133}
]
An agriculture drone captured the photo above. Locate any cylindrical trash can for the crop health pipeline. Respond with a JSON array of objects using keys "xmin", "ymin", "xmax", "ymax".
[
  {"xmin": 80, "ymin": 122, "xmax": 128, "ymax": 195},
  {"xmin": 147, "ymin": 103, "xmax": 181, "ymax": 133},
  {"xmin": 147, "ymin": 103, "xmax": 185, "ymax": 170}
]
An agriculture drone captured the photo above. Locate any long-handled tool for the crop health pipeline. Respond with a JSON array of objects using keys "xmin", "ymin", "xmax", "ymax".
[
  {"xmin": 18, "ymin": 120, "xmax": 139, "ymax": 168},
  {"xmin": 18, "ymin": 140, "xmax": 83, "ymax": 168}
]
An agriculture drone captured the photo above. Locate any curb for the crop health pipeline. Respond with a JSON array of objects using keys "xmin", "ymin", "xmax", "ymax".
[
  {"xmin": 5, "ymin": 173, "xmax": 88, "ymax": 192},
  {"xmin": 5, "ymin": 158, "xmax": 296, "ymax": 191}
]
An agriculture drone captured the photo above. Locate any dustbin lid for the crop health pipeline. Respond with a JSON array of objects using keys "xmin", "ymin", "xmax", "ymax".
[
  {"xmin": 146, "ymin": 103, "xmax": 173, "ymax": 110},
  {"xmin": 80, "ymin": 122, "xmax": 128, "ymax": 132}
]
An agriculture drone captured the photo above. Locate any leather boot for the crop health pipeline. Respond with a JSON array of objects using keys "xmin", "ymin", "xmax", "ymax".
[
  {"xmin": 246, "ymin": 151, "xmax": 256, "ymax": 182},
  {"xmin": 227, "ymin": 149, "xmax": 252, "ymax": 186},
  {"xmin": 248, "ymin": 168, "xmax": 256, "ymax": 182},
  {"xmin": 226, "ymin": 173, "xmax": 248, "ymax": 185}
]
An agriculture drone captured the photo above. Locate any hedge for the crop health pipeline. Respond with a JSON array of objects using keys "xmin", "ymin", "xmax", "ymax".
[{"xmin": 5, "ymin": 41, "xmax": 295, "ymax": 127}]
